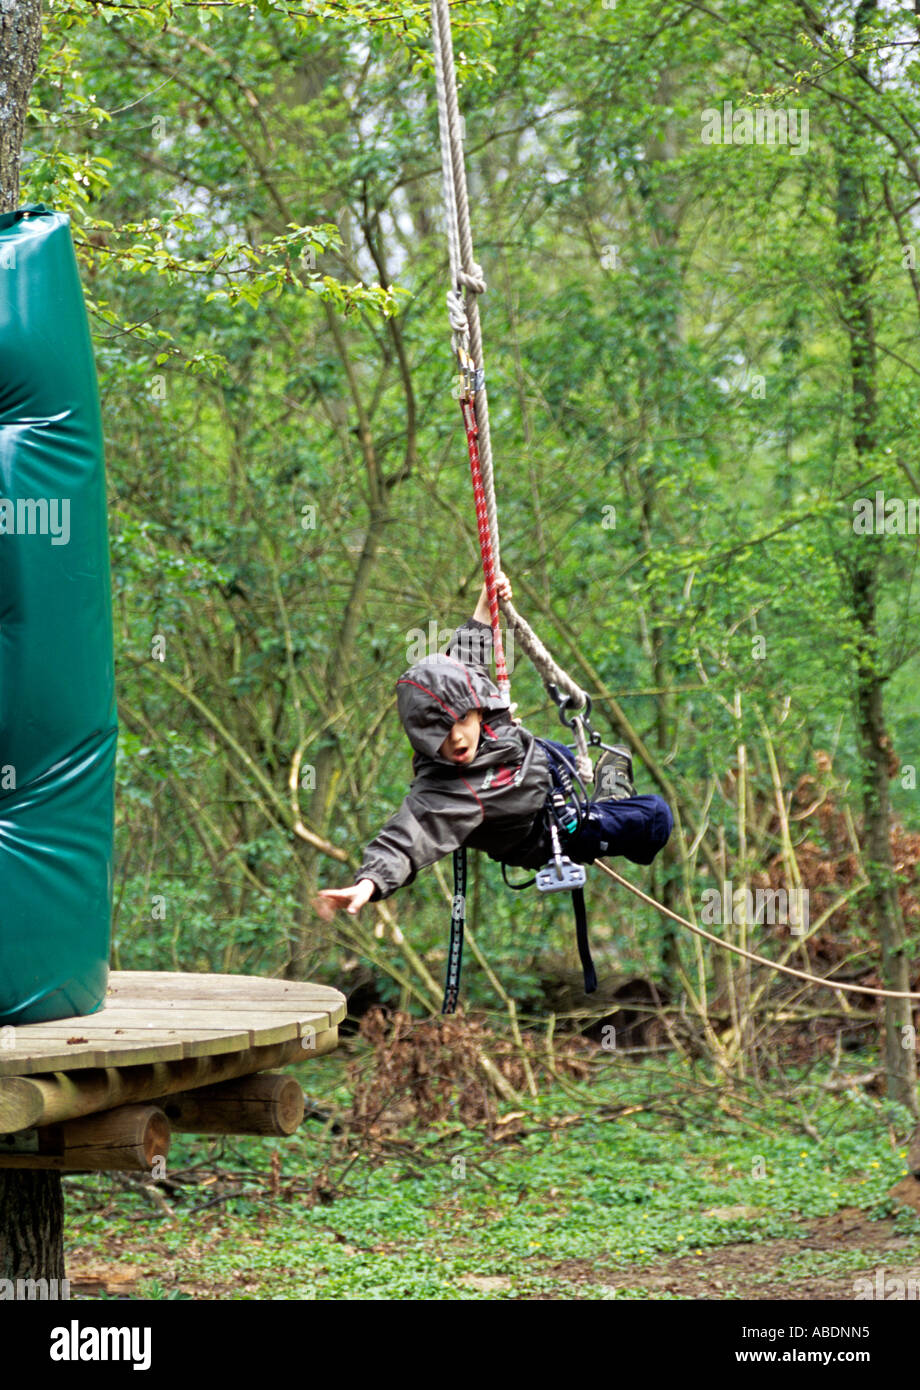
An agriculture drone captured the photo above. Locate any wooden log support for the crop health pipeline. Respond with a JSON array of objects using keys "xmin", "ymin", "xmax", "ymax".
[
  {"xmin": 0, "ymin": 1104, "xmax": 171, "ymax": 1173},
  {"xmin": 0, "ymin": 973, "xmax": 346, "ymax": 1283},
  {"xmin": 0, "ymin": 1077, "xmax": 44, "ymax": 1133},
  {"xmin": 0, "ymin": 1029, "xmax": 338, "ymax": 1134},
  {"xmin": 157, "ymin": 1071, "xmax": 306, "ymax": 1136}
]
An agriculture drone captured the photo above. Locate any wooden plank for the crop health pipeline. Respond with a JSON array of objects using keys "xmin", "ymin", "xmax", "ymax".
[
  {"xmin": 0, "ymin": 1013, "xmax": 341, "ymax": 1075},
  {"xmin": 103, "ymin": 997, "xmax": 333, "ymax": 1013},
  {"xmin": 105, "ymin": 972, "xmax": 342, "ymax": 1000},
  {"xmin": 104, "ymin": 1007, "xmax": 335, "ymax": 1030},
  {"xmin": 0, "ymin": 1039, "xmax": 188, "ymax": 1073},
  {"xmin": 14, "ymin": 1013, "xmax": 302, "ymax": 1044},
  {"xmin": 105, "ymin": 982, "xmax": 342, "ymax": 1001},
  {"xmin": 0, "ymin": 1033, "xmax": 251, "ymax": 1071},
  {"xmin": 97, "ymin": 1006, "xmax": 314, "ymax": 1029},
  {"xmin": 99, "ymin": 1002, "xmax": 341, "ymax": 1021},
  {"xmin": 9, "ymin": 1019, "xmax": 252, "ymax": 1035},
  {"xmin": 103, "ymin": 989, "xmax": 346, "ymax": 1030},
  {"xmin": 10, "ymin": 1029, "xmax": 254, "ymax": 1051}
]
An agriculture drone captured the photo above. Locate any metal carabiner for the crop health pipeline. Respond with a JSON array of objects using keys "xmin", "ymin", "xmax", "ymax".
[
  {"xmin": 547, "ymin": 681, "xmax": 602, "ymax": 746},
  {"xmin": 455, "ymin": 344, "xmax": 484, "ymax": 401},
  {"xmin": 546, "ymin": 682, "xmax": 571, "ymax": 725},
  {"xmin": 456, "ymin": 344, "xmax": 474, "ymax": 401},
  {"xmin": 558, "ymin": 693, "xmax": 593, "ymax": 733}
]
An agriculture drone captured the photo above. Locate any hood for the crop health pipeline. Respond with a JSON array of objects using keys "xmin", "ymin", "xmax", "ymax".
[{"xmin": 396, "ymin": 653, "xmax": 509, "ymax": 763}]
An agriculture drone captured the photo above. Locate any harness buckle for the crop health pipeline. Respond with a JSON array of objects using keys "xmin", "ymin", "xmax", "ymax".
[{"xmin": 536, "ymin": 857, "xmax": 587, "ymax": 893}]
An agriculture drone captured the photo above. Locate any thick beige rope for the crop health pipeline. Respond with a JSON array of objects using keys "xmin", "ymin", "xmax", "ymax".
[{"xmin": 594, "ymin": 858, "xmax": 920, "ymax": 1002}]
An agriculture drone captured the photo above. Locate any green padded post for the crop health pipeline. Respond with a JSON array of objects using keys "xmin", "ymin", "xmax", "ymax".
[{"xmin": 0, "ymin": 206, "xmax": 117, "ymax": 1024}]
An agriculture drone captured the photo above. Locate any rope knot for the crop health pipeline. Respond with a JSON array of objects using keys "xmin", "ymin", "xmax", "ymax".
[
  {"xmin": 446, "ymin": 287, "xmax": 469, "ymax": 335},
  {"xmin": 459, "ymin": 262, "xmax": 486, "ymax": 295}
]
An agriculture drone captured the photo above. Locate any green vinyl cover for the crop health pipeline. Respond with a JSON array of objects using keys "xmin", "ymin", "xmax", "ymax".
[{"xmin": 0, "ymin": 205, "xmax": 117, "ymax": 1024}]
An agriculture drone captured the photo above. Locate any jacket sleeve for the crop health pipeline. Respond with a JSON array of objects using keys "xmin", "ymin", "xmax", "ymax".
[
  {"xmin": 354, "ymin": 783, "xmax": 484, "ymax": 902},
  {"xmin": 445, "ymin": 616, "xmax": 493, "ymax": 680}
]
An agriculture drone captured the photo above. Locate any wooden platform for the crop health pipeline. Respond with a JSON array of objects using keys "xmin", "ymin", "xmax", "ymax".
[
  {"xmin": 0, "ymin": 971, "xmax": 345, "ymax": 1074},
  {"xmin": 0, "ymin": 971, "xmax": 347, "ymax": 1137}
]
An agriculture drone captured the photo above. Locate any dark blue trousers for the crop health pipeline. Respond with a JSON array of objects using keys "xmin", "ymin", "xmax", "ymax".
[{"xmin": 539, "ymin": 739, "xmax": 673, "ymax": 867}]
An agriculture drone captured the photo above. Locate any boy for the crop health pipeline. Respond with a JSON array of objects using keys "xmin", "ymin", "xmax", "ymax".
[{"xmin": 314, "ymin": 574, "xmax": 673, "ymax": 919}]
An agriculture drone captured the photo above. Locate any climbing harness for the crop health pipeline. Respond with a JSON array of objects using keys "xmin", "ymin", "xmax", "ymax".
[
  {"xmin": 445, "ymin": 738, "xmax": 602, "ymax": 1014},
  {"xmin": 532, "ymin": 740, "xmax": 596, "ymax": 997}
]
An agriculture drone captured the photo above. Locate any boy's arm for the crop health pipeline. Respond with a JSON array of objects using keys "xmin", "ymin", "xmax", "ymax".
[
  {"xmin": 446, "ymin": 571, "xmax": 512, "ymax": 673},
  {"xmin": 354, "ymin": 785, "xmax": 483, "ymax": 901},
  {"xmin": 315, "ymin": 785, "xmax": 484, "ymax": 917}
]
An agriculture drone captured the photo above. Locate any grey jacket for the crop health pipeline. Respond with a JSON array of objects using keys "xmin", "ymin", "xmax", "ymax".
[{"xmin": 354, "ymin": 618, "xmax": 555, "ymax": 901}]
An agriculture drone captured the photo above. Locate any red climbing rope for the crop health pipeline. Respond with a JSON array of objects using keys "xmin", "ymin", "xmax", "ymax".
[{"xmin": 460, "ymin": 394, "xmax": 510, "ymax": 695}]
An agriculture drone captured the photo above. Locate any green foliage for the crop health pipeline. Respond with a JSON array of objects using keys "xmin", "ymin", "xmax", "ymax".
[{"xmin": 63, "ymin": 1051, "xmax": 920, "ymax": 1299}]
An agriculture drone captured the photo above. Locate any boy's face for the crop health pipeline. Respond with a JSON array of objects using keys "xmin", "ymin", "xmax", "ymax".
[{"xmin": 439, "ymin": 708, "xmax": 483, "ymax": 764}]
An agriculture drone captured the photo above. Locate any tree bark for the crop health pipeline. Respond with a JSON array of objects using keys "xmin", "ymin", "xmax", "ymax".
[
  {"xmin": 638, "ymin": 76, "xmax": 686, "ymax": 994},
  {"xmin": 0, "ymin": 0, "xmax": 42, "ymax": 214},
  {"xmin": 835, "ymin": 0, "xmax": 917, "ymax": 1115},
  {"xmin": 0, "ymin": 0, "xmax": 61, "ymax": 1296},
  {"xmin": 0, "ymin": 1172, "xmax": 65, "ymax": 1282}
]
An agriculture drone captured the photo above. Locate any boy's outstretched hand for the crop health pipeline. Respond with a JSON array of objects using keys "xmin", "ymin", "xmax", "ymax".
[{"xmin": 313, "ymin": 878, "xmax": 376, "ymax": 920}]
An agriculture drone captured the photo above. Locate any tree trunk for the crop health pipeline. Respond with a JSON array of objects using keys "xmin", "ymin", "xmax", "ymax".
[
  {"xmin": 0, "ymin": 0, "xmax": 63, "ymax": 1296},
  {"xmin": 0, "ymin": 1172, "xmax": 65, "ymax": 1283},
  {"xmin": 835, "ymin": 0, "xmax": 917, "ymax": 1115},
  {"xmin": 0, "ymin": 0, "xmax": 42, "ymax": 214},
  {"xmin": 638, "ymin": 77, "xmax": 686, "ymax": 992}
]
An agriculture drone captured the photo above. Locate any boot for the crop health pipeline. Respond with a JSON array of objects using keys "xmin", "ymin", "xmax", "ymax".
[{"xmin": 593, "ymin": 745, "xmax": 635, "ymax": 800}]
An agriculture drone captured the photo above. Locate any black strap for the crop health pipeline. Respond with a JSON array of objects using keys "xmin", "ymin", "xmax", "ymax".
[
  {"xmin": 572, "ymin": 885, "xmax": 597, "ymax": 994},
  {"xmin": 501, "ymin": 861, "xmax": 536, "ymax": 890},
  {"xmin": 442, "ymin": 846, "xmax": 467, "ymax": 1014}
]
